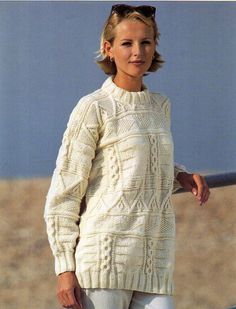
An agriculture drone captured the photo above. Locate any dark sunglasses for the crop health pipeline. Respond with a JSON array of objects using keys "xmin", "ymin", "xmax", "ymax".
[{"xmin": 110, "ymin": 4, "xmax": 156, "ymax": 18}]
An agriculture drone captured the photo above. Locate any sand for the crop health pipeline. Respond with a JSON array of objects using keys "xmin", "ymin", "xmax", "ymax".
[{"xmin": 0, "ymin": 178, "xmax": 235, "ymax": 309}]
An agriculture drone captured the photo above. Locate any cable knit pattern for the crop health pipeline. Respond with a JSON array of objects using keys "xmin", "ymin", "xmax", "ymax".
[{"xmin": 44, "ymin": 76, "xmax": 187, "ymax": 295}]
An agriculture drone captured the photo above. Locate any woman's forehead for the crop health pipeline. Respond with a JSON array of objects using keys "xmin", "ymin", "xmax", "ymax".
[{"xmin": 114, "ymin": 19, "xmax": 154, "ymax": 39}]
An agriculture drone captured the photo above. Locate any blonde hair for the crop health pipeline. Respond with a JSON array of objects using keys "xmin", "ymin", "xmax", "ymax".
[{"xmin": 96, "ymin": 10, "xmax": 164, "ymax": 75}]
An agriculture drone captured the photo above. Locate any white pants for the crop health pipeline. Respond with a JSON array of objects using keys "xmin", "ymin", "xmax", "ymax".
[{"xmin": 81, "ymin": 288, "xmax": 174, "ymax": 309}]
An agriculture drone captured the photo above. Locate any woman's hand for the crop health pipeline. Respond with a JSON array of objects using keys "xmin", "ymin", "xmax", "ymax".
[
  {"xmin": 57, "ymin": 271, "xmax": 83, "ymax": 309},
  {"xmin": 176, "ymin": 172, "xmax": 210, "ymax": 206}
]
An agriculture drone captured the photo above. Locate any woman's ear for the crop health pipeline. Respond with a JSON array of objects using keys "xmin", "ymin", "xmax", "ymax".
[{"xmin": 104, "ymin": 40, "xmax": 113, "ymax": 59}]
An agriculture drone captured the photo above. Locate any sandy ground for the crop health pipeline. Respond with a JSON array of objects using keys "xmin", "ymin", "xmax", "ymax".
[{"xmin": 0, "ymin": 178, "xmax": 236, "ymax": 309}]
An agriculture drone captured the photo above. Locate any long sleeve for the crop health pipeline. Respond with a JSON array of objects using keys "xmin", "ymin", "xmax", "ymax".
[
  {"xmin": 44, "ymin": 97, "xmax": 101, "ymax": 275},
  {"xmin": 163, "ymin": 97, "xmax": 189, "ymax": 193}
]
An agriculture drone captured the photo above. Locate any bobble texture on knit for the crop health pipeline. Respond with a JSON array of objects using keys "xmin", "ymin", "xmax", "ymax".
[{"xmin": 44, "ymin": 76, "xmax": 187, "ymax": 295}]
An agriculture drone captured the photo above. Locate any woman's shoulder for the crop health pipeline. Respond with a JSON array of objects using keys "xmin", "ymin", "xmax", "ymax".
[
  {"xmin": 149, "ymin": 90, "xmax": 171, "ymax": 109},
  {"xmin": 67, "ymin": 85, "xmax": 112, "ymax": 127},
  {"xmin": 71, "ymin": 86, "xmax": 110, "ymax": 114},
  {"xmin": 76, "ymin": 87, "xmax": 108, "ymax": 107}
]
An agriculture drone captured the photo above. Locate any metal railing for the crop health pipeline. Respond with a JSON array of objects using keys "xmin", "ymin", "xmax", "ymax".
[{"xmin": 175, "ymin": 171, "xmax": 236, "ymax": 194}]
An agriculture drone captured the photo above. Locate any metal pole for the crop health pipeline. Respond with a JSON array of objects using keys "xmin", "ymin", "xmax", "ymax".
[{"xmin": 175, "ymin": 171, "xmax": 236, "ymax": 194}]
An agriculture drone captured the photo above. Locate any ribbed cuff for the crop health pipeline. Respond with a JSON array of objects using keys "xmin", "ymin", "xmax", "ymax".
[
  {"xmin": 55, "ymin": 251, "xmax": 76, "ymax": 275},
  {"xmin": 174, "ymin": 163, "xmax": 188, "ymax": 178},
  {"xmin": 173, "ymin": 163, "xmax": 189, "ymax": 193}
]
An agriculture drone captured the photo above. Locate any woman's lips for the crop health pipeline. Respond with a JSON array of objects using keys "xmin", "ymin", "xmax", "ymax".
[{"xmin": 129, "ymin": 61, "xmax": 145, "ymax": 65}]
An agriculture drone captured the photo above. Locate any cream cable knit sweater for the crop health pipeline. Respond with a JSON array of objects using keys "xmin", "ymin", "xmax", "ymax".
[{"xmin": 44, "ymin": 76, "xmax": 187, "ymax": 295}]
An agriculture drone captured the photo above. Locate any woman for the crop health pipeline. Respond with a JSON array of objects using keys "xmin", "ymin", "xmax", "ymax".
[{"xmin": 44, "ymin": 4, "xmax": 210, "ymax": 309}]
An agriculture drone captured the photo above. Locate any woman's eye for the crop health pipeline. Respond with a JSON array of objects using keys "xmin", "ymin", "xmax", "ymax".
[
  {"xmin": 142, "ymin": 40, "xmax": 151, "ymax": 45},
  {"xmin": 121, "ymin": 42, "xmax": 132, "ymax": 46}
]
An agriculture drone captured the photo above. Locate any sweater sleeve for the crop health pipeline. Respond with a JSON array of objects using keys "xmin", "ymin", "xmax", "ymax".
[
  {"xmin": 44, "ymin": 97, "xmax": 101, "ymax": 275},
  {"xmin": 163, "ymin": 97, "xmax": 190, "ymax": 193},
  {"xmin": 173, "ymin": 162, "xmax": 190, "ymax": 193}
]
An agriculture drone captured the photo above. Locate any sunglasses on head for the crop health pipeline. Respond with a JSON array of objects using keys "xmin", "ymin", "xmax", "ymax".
[{"xmin": 110, "ymin": 4, "xmax": 156, "ymax": 18}]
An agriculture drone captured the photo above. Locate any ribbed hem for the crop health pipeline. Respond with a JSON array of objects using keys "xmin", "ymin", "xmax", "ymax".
[
  {"xmin": 55, "ymin": 251, "xmax": 76, "ymax": 275},
  {"xmin": 76, "ymin": 269, "xmax": 174, "ymax": 295}
]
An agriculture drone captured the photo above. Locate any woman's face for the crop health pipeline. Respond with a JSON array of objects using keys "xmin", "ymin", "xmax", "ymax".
[{"xmin": 105, "ymin": 19, "xmax": 156, "ymax": 81}]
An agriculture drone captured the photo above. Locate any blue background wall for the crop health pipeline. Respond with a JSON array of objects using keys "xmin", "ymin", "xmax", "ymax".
[{"xmin": 0, "ymin": 1, "xmax": 236, "ymax": 178}]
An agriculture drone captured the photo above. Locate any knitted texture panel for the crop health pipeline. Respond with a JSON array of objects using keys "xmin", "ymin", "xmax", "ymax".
[{"xmin": 44, "ymin": 76, "xmax": 186, "ymax": 295}]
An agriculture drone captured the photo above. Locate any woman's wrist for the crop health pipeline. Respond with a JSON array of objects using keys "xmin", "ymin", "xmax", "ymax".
[{"xmin": 58, "ymin": 271, "xmax": 75, "ymax": 276}]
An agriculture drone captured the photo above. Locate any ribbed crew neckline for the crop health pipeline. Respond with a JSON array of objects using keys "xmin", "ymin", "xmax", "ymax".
[{"xmin": 101, "ymin": 76, "xmax": 151, "ymax": 104}]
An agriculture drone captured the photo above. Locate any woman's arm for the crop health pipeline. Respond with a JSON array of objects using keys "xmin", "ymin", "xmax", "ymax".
[
  {"xmin": 45, "ymin": 98, "xmax": 101, "ymax": 308},
  {"xmin": 44, "ymin": 97, "xmax": 101, "ymax": 275},
  {"xmin": 163, "ymin": 98, "xmax": 210, "ymax": 203}
]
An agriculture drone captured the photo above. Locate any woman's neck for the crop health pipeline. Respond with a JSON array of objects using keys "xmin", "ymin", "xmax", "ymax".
[{"xmin": 113, "ymin": 74, "xmax": 143, "ymax": 92}]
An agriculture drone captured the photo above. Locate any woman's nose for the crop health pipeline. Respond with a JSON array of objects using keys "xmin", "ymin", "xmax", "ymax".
[{"xmin": 132, "ymin": 44, "xmax": 142, "ymax": 57}]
